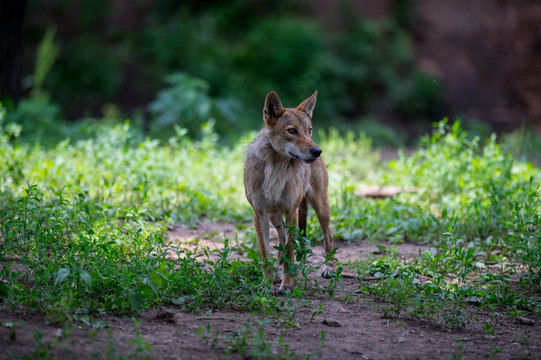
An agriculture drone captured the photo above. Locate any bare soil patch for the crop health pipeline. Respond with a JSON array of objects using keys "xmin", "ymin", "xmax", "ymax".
[{"xmin": 1, "ymin": 222, "xmax": 540, "ymax": 359}]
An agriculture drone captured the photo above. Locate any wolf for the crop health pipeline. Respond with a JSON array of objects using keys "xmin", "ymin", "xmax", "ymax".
[{"xmin": 244, "ymin": 90, "xmax": 336, "ymax": 294}]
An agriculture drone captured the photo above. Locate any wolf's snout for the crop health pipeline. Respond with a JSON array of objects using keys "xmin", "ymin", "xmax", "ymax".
[{"xmin": 310, "ymin": 147, "xmax": 322, "ymax": 158}]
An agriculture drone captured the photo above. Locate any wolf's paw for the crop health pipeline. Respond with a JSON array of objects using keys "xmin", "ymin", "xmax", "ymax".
[
  {"xmin": 272, "ymin": 283, "xmax": 295, "ymax": 296},
  {"xmin": 320, "ymin": 265, "xmax": 337, "ymax": 278}
]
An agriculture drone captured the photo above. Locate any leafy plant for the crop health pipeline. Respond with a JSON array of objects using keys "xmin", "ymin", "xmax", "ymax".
[
  {"xmin": 198, "ymin": 320, "xmax": 324, "ymax": 359},
  {"xmin": 6, "ymin": 27, "xmax": 63, "ymax": 144},
  {"xmin": 148, "ymin": 72, "xmax": 239, "ymax": 138}
]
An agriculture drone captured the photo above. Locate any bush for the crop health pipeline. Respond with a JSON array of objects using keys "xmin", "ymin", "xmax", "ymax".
[
  {"xmin": 6, "ymin": 94, "xmax": 64, "ymax": 144},
  {"xmin": 148, "ymin": 72, "xmax": 239, "ymax": 138},
  {"xmin": 6, "ymin": 27, "xmax": 65, "ymax": 144}
]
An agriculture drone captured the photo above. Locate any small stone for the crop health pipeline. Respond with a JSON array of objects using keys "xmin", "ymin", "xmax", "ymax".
[
  {"xmin": 322, "ymin": 318, "xmax": 342, "ymax": 327},
  {"xmin": 397, "ymin": 336, "xmax": 405, "ymax": 344},
  {"xmin": 154, "ymin": 309, "xmax": 176, "ymax": 323},
  {"xmin": 517, "ymin": 316, "xmax": 535, "ymax": 326}
]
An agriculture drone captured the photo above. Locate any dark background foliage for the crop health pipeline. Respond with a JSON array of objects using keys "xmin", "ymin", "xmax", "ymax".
[{"xmin": 1, "ymin": 0, "xmax": 540, "ymax": 141}]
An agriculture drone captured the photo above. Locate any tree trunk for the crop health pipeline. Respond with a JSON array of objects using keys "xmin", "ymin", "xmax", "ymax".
[{"xmin": 0, "ymin": 0, "xmax": 27, "ymax": 104}]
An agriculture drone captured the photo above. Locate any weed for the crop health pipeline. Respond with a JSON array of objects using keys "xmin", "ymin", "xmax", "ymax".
[
  {"xmin": 484, "ymin": 346, "xmax": 501, "ymax": 359},
  {"xmin": 311, "ymin": 304, "xmax": 324, "ymax": 322},
  {"xmin": 482, "ymin": 316, "xmax": 497, "ymax": 336},
  {"xmin": 451, "ymin": 337, "xmax": 469, "ymax": 360},
  {"xmin": 128, "ymin": 319, "xmax": 152, "ymax": 360},
  {"xmin": 198, "ymin": 320, "xmax": 325, "ymax": 360},
  {"xmin": 31, "ymin": 330, "xmax": 50, "ymax": 359}
]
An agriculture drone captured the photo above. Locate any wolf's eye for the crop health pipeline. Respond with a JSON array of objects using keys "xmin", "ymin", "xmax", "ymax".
[
  {"xmin": 287, "ymin": 128, "xmax": 297, "ymax": 135},
  {"xmin": 309, "ymin": 128, "xmax": 313, "ymax": 134}
]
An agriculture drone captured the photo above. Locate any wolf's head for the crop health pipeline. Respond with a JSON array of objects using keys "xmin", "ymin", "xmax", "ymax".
[{"xmin": 263, "ymin": 91, "xmax": 321, "ymax": 163}]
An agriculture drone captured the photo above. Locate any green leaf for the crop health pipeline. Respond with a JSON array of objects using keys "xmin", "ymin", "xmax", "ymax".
[
  {"xmin": 129, "ymin": 291, "xmax": 143, "ymax": 312},
  {"xmin": 54, "ymin": 268, "xmax": 70, "ymax": 286},
  {"xmin": 80, "ymin": 271, "xmax": 92, "ymax": 288},
  {"xmin": 143, "ymin": 277, "xmax": 159, "ymax": 296},
  {"xmin": 0, "ymin": 283, "xmax": 8, "ymax": 297},
  {"xmin": 171, "ymin": 296, "xmax": 186, "ymax": 306}
]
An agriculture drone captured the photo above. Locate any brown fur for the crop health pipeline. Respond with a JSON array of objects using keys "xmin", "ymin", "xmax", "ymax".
[{"xmin": 244, "ymin": 91, "xmax": 336, "ymax": 294}]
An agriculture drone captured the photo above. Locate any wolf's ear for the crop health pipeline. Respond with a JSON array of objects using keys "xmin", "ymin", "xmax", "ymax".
[
  {"xmin": 263, "ymin": 91, "xmax": 285, "ymax": 126},
  {"xmin": 296, "ymin": 91, "xmax": 318, "ymax": 119}
]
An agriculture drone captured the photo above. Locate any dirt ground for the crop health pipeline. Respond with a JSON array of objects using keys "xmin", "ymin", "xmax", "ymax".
[{"xmin": 1, "ymin": 222, "xmax": 540, "ymax": 359}]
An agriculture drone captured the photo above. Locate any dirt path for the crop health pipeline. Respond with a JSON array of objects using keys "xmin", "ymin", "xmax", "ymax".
[
  {"xmin": 2, "ymin": 287, "xmax": 539, "ymax": 359},
  {"xmin": 1, "ymin": 222, "xmax": 540, "ymax": 359}
]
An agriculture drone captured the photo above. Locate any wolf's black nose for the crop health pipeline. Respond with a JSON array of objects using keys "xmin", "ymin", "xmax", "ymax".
[{"xmin": 310, "ymin": 147, "xmax": 322, "ymax": 158}]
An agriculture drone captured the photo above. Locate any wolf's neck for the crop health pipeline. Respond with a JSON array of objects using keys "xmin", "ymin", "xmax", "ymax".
[{"xmin": 257, "ymin": 132, "xmax": 303, "ymax": 202}]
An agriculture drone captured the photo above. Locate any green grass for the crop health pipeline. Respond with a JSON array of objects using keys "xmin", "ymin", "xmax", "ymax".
[{"xmin": 1, "ymin": 102, "xmax": 540, "ymax": 337}]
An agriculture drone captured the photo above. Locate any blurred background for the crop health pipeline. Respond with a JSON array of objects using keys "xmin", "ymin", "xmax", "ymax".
[{"xmin": 1, "ymin": 0, "xmax": 540, "ymax": 147}]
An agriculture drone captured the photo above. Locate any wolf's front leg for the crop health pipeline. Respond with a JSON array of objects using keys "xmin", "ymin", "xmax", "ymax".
[
  {"xmin": 309, "ymin": 192, "xmax": 337, "ymax": 278},
  {"xmin": 254, "ymin": 211, "xmax": 275, "ymax": 281},
  {"xmin": 273, "ymin": 211, "xmax": 297, "ymax": 295}
]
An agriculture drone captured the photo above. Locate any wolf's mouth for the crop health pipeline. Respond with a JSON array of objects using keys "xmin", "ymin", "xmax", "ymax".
[
  {"xmin": 287, "ymin": 152, "xmax": 301, "ymax": 160},
  {"xmin": 288, "ymin": 152, "xmax": 317, "ymax": 163}
]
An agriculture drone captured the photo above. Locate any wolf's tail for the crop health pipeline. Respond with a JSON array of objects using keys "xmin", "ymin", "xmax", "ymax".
[{"xmin": 298, "ymin": 197, "xmax": 308, "ymax": 237}]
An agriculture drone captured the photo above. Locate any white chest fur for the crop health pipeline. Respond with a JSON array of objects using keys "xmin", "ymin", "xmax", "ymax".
[{"xmin": 262, "ymin": 159, "xmax": 305, "ymax": 204}]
